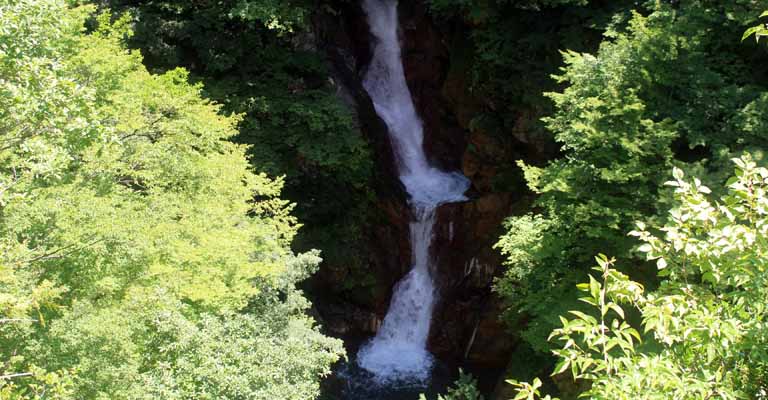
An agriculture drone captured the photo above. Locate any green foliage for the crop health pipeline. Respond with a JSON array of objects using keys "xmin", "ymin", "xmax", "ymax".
[
  {"xmin": 549, "ymin": 255, "xmax": 643, "ymax": 381},
  {"xmin": 511, "ymin": 157, "xmax": 768, "ymax": 399},
  {"xmin": 427, "ymin": 0, "xmax": 628, "ymax": 155},
  {"xmin": 0, "ymin": 1, "xmax": 342, "ymax": 398},
  {"xmin": 102, "ymin": 0, "xmax": 376, "ymax": 288},
  {"xmin": 507, "ymin": 378, "xmax": 557, "ymax": 400},
  {"xmin": 428, "ymin": 0, "xmax": 589, "ymax": 16},
  {"xmin": 743, "ymin": 11, "xmax": 768, "ymax": 43},
  {"xmin": 229, "ymin": 0, "xmax": 309, "ymax": 32},
  {"xmin": 493, "ymin": 214, "xmax": 583, "ymax": 353},
  {"xmin": 421, "ymin": 370, "xmax": 485, "ymax": 400},
  {"xmin": 496, "ymin": 0, "xmax": 768, "ymax": 356}
]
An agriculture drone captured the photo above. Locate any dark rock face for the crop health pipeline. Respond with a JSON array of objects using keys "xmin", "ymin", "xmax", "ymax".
[
  {"xmin": 312, "ymin": 0, "xmax": 551, "ymax": 370},
  {"xmin": 311, "ymin": 2, "xmax": 411, "ymax": 319},
  {"xmin": 314, "ymin": 300, "xmax": 382, "ymax": 336},
  {"xmin": 398, "ymin": 1, "xmax": 466, "ymax": 172},
  {"xmin": 394, "ymin": 1, "xmax": 525, "ymax": 368},
  {"xmin": 426, "ymin": 196, "xmax": 518, "ymax": 367}
]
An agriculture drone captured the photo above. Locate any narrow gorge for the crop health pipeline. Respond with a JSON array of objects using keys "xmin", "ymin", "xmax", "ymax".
[
  {"xmin": 355, "ymin": 0, "xmax": 470, "ymax": 386},
  {"xmin": 7, "ymin": 1, "xmax": 765, "ymax": 399},
  {"xmin": 314, "ymin": 0, "xmax": 541, "ymax": 398}
]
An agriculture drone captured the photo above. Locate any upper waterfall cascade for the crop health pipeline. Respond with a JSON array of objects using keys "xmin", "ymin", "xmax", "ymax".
[{"xmin": 356, "ymin": 0, "xmax": 470, "ymax": 384}]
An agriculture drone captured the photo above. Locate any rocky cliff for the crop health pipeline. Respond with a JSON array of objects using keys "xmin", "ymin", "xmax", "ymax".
[{"xmin": 310, "ymin": 0, "xmax": 556, "ymax": 373}]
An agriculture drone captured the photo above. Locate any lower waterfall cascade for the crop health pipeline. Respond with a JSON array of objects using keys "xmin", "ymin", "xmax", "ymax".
[{"xmin": 355, "ymin": 0, "xmax": 471, "ymax": 386}]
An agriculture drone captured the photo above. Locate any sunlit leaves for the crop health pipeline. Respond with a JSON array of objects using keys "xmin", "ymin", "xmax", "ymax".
[
  {"xmin": 507, "ymin": 378, "xmax": 557, "ymax": 400},
  {"xmin": 0, "ymin": 1, "xmax": 342, "ymax": 398},
  {"xmin": 420, "ymin": 370, "xmax": 485, "ymax": 400},
  {"xmin": 548, "ymin": 255, "xmax": 642, "ymax": 383},
  {"xmin": 511, "ymin": 157, "xmax": 768, "ymax": 399},
  {"xmin": 229, "ymin": 0, "xmax": 308, "ymax": 33},
  {"xmin": 496, "ymin": 1, "xmax": 768, "ymax": 365},
  {"xmin": 742, "ymin": 11, "xmax": 768, "ymax": 43}
]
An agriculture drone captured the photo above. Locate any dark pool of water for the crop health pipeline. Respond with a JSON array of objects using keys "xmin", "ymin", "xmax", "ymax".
[{"xmin": 321, "ymin": 335, "xmax": 503, "ymax": 400}]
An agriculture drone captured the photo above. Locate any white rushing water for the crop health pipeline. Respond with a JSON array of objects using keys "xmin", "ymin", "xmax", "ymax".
[{"xmin": 356, "ymin": 0, "xmax": 470, "ymax": 384}]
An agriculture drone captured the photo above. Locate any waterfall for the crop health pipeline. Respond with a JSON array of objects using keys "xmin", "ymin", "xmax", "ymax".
[{"xmin": 356, "ymin": 0, "xmax": 470, "ymax": 385}]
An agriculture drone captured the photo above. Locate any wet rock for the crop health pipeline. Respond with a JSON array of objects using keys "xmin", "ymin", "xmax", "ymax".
[
  {"xmin": 429, "ymin": 294, "xmax": 517, "ymax": 368},
  {"xmin": 424, "ymin": 195, "xmax": 516, "ymax": 367},
  {"xmin": 311, "ymin": 2, "xmax": 413, "ymax": 326},
  {"xmin": 312, "ymin": 0, "xmax": 540, "ymax": 370},
  {"xmin": 398, "ymin": 0, "xmax": 466, "ymax": 172},
  {"xmin": 316, "ymin": 301, "xmax": 382, "ymax": 336}
]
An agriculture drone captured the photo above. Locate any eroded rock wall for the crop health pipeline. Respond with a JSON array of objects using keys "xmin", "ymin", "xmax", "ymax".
[{"xmin": 311, "ymin": 0, "xmax": 555, "ymax": 369}]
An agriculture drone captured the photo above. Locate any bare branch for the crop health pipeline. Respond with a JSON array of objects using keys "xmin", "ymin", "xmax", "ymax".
[{"xmin": 20, "ymin": 237, "xmax": 106, "ymax": 265}]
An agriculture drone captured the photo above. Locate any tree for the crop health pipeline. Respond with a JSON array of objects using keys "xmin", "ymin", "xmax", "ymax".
[
  {"xmin": 101, "ymin": 0, "xmax": 377, "ymax": 292},
  {"xmin": 421, "ymin": 370, "xmax": 485, "ymax": 400},
  {"xmin": 743, "ymin": 11, "xmax": 768, "ymax": 43},
  {"xmin": 510, "ymin": 156, "xmax": 768, "ymax": 399},
  {"xmin": 495, "ymin": 0, "xmax": 768, "ymax": 356},
  {"xmin": 0, "ymin": 1, "xmax": 342, "ymax": 398}
]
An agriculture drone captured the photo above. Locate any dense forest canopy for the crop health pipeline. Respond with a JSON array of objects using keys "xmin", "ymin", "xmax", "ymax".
[
  {"xmin": 0, "ymin": 1, "xmax": 342, "ymax": 398},
  {"xmin": 493, "ymin": 0, "xmax": 768, "ymax": 351},
  {"xmin": 3, "ymin": 0, "xmax": 768, "ymax": 399},
  {"xmin": 98, "ymin": 0, "xmax": 378, "ymax": 297}
]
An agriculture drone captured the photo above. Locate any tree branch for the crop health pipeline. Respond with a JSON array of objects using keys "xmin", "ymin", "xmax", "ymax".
[{"xmin": 21, "ymin": 237, "xmax": 105, "ymax": 265}]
